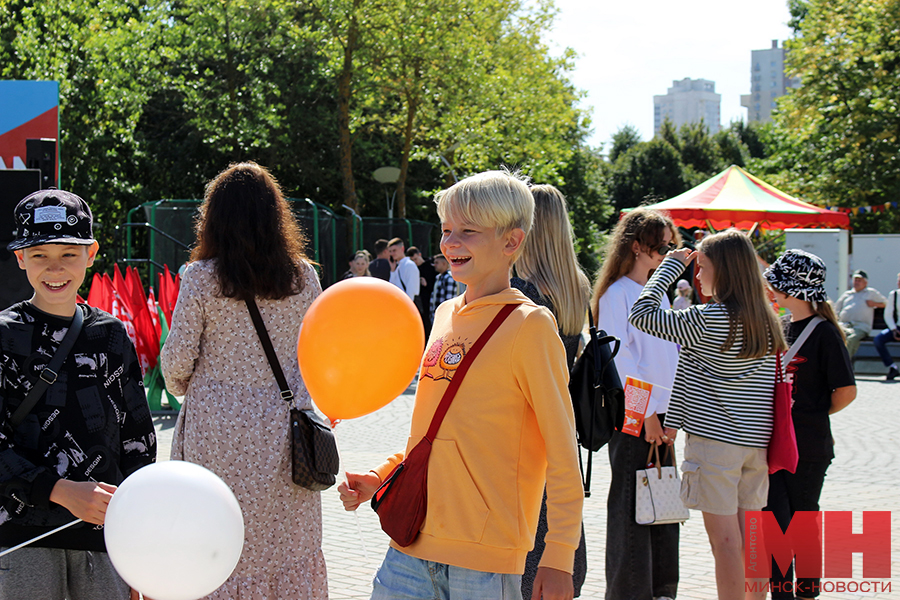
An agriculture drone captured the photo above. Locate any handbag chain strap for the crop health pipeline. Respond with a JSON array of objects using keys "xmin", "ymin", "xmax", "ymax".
[
  {"xmin": 245, "ymin": 298, "xmax": 294, "ymax": 406},
  {"xmin": 424, "ymin": 303, "xmax": 517, "ymax": 443},
  {"xmin": 11, "ymin": 306, "xmax": 84, "ymax": 429}
]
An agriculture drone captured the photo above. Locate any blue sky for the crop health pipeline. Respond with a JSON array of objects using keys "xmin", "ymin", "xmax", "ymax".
[{"xmin": 544, "ymin": 0, "xmax": 794, "ymax": 149}]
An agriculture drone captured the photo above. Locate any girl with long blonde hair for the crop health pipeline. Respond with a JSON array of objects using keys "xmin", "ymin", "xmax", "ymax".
[
  {"xmin": 592, "ymin": 207, "xmax": 682, "ymax": 600},
  {"xmin": 512, "ymin": 184, "xmax": 590, "ymax": 598},
  {"xmin": 630, "ymin": 228, "xmax": 787, "ymax": 600},
  {"xmin": 514, "ymin": 185, "xmax": 590, "ymax": 360}
]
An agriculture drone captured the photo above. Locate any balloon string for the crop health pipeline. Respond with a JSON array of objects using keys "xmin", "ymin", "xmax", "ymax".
[
  {"xmin": 332, "ymin": 425, "xmax": 370, "ymax": 563},
  {"xmin": 0, "ymin": 519, "xmax": 82, "ymax": 558},
  {"xmin": 354, "ymin": 511, "xmax": 370, "ymax": 563}
]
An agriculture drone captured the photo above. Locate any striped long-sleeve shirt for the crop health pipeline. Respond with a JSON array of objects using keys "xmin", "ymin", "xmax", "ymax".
[{"xmin": 628, "ymin": 257, "xmax": 776, "ymax": 449}]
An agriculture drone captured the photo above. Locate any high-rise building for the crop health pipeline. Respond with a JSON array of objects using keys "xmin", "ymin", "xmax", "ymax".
[
  {"xmin": 653, "ymin": 78, "xmax": 721, "ymax": 136},
  {"xmin": 740, "ymin": 40, "xmax": 800, "ymax": 123}
]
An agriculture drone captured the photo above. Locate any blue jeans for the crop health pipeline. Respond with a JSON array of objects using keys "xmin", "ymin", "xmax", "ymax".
[
  {"xmin": 371, "ymin": 547, "xmax": 523, "ymax": 600},
  {"xmin": 872, "ymin": 328, "xmax": 899, "ymax": 366}
]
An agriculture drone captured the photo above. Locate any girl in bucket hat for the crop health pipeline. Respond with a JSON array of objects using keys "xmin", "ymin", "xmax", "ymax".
[{"xmin": 762, "ymin": 249, "xmax": 857, "ymax": 600}]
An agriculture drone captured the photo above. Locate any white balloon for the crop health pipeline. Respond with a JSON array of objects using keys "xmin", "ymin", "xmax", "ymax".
[{"xmin": 104, "ymin": 461, "xmax": 244, "ymax": 600}]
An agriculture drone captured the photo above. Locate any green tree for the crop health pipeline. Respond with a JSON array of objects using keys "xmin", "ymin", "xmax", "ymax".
[
  {"xmin": 657, "ymin": 118, "xmax": 680, "ymax": 152},
  {"xmin": 311, "ymin": 0, "xmax": 587, "ymax": 217},
  {"xmin": 609, "ymin": 124, "xmax": 641, "ymax": 163},
  {"xmin": 558, "ymin": 144, "xmax": 611, "ymax": 273},
  {"xmin": 0, "ymin": 0, "xmax": 155, "ymax": 272},
  {"xmin": 144, "ymin": 0, "xmax": 341, "ymax": 200},
  {"xmin": 713, "ymin": 126, "xmax": 749, "ymax": 168},
  {"xmin": 607, "ymin": 138, "xmax": 687, "ymax": 220},
  {"xmin": 391, "ymin": 0, "xmax": 589, "ymax": 217},
  {"xmin": 677, "ymin": 121, "xmax": 720, "ymax": 185},
  {"xmin": 764, "ymin": 0, "xmax": 900, "ymax": 232},
  {"xmin": 723, "ymin": 120, "xmax": 769, "ymax": 160}
]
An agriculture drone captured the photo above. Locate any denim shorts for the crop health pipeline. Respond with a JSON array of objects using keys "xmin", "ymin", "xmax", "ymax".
[
  {"xmin": 371, "ymin": 547, "xmax": 523, "ymax": 600},
  {"xmin": 680, "ymin": 433, "xmax": 768, "ymax": 515}
]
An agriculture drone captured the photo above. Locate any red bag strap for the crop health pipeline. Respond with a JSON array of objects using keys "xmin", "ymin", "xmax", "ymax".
[
  {"xmin": 775, "ymin": 350, "xmax": 784, "ymax": 384},
  {"xmin": 424, "ymin": 303, "xmax": 518, "ymax": 442}
]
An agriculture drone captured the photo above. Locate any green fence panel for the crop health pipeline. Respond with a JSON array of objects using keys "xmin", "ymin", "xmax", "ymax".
[{"xmin": 119, "ymin": 201, "xmax": 439, "ymax": 289}]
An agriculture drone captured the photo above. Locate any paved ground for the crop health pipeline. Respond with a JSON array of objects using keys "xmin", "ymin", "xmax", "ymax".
[{"xmin": 153, "ymin": 374, "xmax": 899, "ymax": 599}]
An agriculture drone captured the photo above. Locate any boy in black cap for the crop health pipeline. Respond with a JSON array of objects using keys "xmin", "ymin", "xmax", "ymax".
[{"xmin": 0, "ymin": 189, "xmax": 156, "ymax": 599}]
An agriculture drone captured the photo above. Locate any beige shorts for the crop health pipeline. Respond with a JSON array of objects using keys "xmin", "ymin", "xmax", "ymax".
[{"xmin": 680, "ymin": 433, "xmax": 768, "ymax": 515}]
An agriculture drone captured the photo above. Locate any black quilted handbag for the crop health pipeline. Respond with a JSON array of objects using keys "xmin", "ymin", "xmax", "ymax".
[
  {"xmin": 290, "ymin": 408, "xmax": 339, "ymax": 491},
  {"xmin": 247, "ymin": 299, "xmax": 339, "ymax": 491}
]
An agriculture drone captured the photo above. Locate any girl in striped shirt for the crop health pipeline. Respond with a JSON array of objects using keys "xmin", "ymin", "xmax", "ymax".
[{"xmin": 629, "ymin": 229, "xmax": 787, "ymax": 600}]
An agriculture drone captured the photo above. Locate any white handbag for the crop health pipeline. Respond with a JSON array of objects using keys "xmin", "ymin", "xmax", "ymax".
[{"xmin": 635, "ymin": 444, "xmax": 690, "ymax": 525}]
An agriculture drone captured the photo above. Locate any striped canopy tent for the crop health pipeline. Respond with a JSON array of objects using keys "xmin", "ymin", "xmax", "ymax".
[{"xmin": 632, "ymin": 165, "xmax": 850, "ymax": 230}]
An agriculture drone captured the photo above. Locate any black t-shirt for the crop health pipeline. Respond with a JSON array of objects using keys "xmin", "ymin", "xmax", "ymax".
[
  {"xmin": 784, "ymin": 316, "xmax": 855, "ymax": 462},
  {"xmin": 0, "ymin": 302, "xmax": 157, "ymax": 551},
  {"xmin": 369, "ymin": 258, "xmax": 390, "ymax": 281},
  {"xmin": 418, "ymin": 260, "xmax": 437, "ymax": 306}
]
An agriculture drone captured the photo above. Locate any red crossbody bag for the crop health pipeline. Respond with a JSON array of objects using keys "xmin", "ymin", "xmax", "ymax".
[{"xmin": 370, "ymin": 303, "xmax": 517, "ymax": 546}]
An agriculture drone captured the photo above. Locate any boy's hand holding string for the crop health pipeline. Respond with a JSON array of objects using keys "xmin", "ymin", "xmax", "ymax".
[{"xmin": 49, "ymin": 479, "xmax": 117, "ymax": 525}]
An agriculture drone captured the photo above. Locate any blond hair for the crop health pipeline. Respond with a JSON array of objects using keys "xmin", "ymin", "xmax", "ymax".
[
  {"xmin": 435, "ymin": 170, "xmax": 534, "ymax": 261},
  {"xmin": 591, "ymin": 208, "xmax": 680, "ymax": 320},
  {"xmin": 515, "ymin": 185, "xmax": 590, "ymax": 336},
  {"xmin": 699, "ymin": 229, "xmax": 787, "ymax": 358}
]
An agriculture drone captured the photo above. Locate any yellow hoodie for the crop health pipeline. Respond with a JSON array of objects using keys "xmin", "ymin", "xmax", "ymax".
[{"xmin": 373, "ymin": 287, "xmax": 583, "ymax": 575}]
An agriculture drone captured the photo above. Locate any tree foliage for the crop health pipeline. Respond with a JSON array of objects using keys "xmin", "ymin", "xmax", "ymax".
[
  {"xmin": 608, "ymin": 124, "xmax": 641, "ymax": 163},
  {"xmin": 606, "ymin": 137, "xmax": 686, "ymax": 221},
  {"xmin": 0, "ymin": 0, "xmax": 602, "ymax": 248},
  {"xmin": 603, "ymin": 120, "xmax": 771, "ymax": 227},
  {"xmin": 760, "ymin": 0, "xmax": 900, "ymax": 233},
  {"xmin": 0, "ymin": 0, "xmax": 154, "ymax": 271},
  {"xmin": 307, "ymin": 0, "xmax": 589, "ymax": 217}
]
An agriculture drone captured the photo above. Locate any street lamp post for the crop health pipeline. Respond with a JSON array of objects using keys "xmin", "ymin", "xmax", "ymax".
[{"xmin": 373, "ymin": 166, "xmax": 401, "ymax": 219}]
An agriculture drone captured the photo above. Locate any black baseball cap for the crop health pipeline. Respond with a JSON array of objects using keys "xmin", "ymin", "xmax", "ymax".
[
  {"xmin": 7, "ymin": 189, "xmax": 95, "ymax": 251},
  {"xmin": 852, "ymin": 269, "xmax": 869, "ymax": 279}
]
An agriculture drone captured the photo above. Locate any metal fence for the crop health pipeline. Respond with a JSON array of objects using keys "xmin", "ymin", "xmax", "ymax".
[{"xmin": 118, "ymin": 199, "xmax": 439, "ymax": 289}]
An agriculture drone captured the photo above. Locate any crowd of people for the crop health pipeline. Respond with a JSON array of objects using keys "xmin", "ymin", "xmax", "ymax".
[
  {"xmin": 341, "ymin": 235, "xmax": 461, "ymax": 339},
  {"xmin": 0, "ymin": 161, "xmax": 891, "ymax": 600}
]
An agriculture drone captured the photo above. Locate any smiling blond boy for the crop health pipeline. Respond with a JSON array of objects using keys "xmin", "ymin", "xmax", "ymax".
[{"xmin": 340, "ymin": 171, "xmax": 583, "ymax": 600}]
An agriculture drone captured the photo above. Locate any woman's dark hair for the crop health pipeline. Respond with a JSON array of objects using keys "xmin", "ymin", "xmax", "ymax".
[{"xmin": 190, "ymin": 162, "xmax": 310, "ymax": 300}]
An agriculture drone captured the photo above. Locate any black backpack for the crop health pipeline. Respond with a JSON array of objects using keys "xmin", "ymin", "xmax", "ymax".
[{"xmin": 569, "ymin": 308, "xmax": 625, "ymax": 496}]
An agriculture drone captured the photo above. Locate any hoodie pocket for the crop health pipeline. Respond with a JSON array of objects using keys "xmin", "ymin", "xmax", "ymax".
[{"xmin": 420, "ymin": 438, "xmax": 489, "ymax": 543}]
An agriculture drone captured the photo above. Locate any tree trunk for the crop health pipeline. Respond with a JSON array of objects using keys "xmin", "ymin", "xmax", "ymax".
[
  {"xmin": 336, "ymin": 7, "xmax": 359, "ymax": 212},
  {"xmin": 221, "ymin": 2, "xmax": 240, "ymax": 159},
  {"xmin": 397, "ymin": 89, "xmax": 418, "ymax": 218}
]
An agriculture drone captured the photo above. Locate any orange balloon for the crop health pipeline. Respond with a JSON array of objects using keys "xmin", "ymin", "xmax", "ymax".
[{"xmin": 297, "ymin": 277, "xmax": 425, "ymax": 420}]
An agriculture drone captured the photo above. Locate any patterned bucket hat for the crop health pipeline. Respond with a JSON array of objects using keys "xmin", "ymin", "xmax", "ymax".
[{"xmin": 764, "ymin": 249, "xmax": 828, "ymax": 303}]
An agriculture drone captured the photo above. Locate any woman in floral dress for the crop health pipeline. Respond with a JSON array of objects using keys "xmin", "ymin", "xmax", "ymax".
[{"xmin": 162, "ymin": 162, "xmax": 328, "ymax": 599}]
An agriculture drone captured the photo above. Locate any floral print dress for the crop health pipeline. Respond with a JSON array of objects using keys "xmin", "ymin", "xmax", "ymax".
[{"xmin": 161, "ymin": 259, "xmax": 328, "ymax": 600}]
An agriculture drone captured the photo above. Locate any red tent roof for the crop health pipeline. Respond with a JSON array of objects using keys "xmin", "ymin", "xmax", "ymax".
[{"xmin": 630, "ymin": 166, "xmax": 850, "ymax": 230}]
